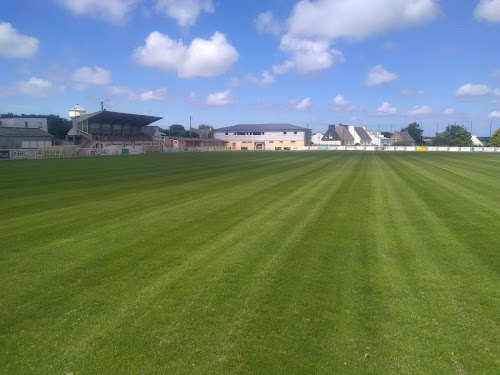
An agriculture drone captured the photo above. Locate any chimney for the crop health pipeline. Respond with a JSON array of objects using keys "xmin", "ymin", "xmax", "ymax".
[{"xmin": 361, "ymin": 125, "xmax": 366, "ymax": 130}]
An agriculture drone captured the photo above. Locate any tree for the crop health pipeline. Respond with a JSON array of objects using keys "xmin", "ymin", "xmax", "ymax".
[
  {"xmin": 198, "ymin": 124, "xmax": 214, "ymax": 138},
  {"xmin": 488, "ymin": 129, "xmax": 500, "ymax": 147},
  {"xmin": 401, "ymin": 122, "xmax": 423, "ymax": 145},
  {"xmin": 450, "ymin": 130, "xmax": 473, "ymax": 146},
  {"xmin": 431, "ymin": 124, "xmax": 470, "ymax": 146}
]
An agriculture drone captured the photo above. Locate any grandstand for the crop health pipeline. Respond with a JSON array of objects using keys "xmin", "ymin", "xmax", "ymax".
[{"xmin": 66, "ymin": 110, "xmax": 162, "ymax": 150}]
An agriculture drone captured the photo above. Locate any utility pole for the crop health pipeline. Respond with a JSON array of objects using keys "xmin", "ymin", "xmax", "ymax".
[
  {"xmin": 490, "ymin": 119, "xmax": 493, "ymax": 138},
  {"xmin": 189, "ymin": 115, "xmax": 192, "ymax": 137},
  {"xmin": 470, "ymin": 120, "xmax": 473, "ymax": 135}
]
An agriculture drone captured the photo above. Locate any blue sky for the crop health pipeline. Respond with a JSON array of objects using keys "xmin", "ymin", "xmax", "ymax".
[{"xmin": 1, "ymin": 0, "xmax": 499, "ymax": 135}]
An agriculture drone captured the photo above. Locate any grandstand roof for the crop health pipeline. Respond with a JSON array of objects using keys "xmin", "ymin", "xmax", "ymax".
[{"xmin": 77, "ymin": 111, "xmax": 162, "ymax": 127}]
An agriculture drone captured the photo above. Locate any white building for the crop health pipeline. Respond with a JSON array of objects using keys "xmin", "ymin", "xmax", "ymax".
[
  {"xmin": 214, "ymin": 124, "xmax": 311, "ymax": 150},
  {"xmin": 367, "ymin": 130, "xmax": 391, "ymax": 146},
  {"xmin": 0, "ymin": 117, "xmax": 48, "ymax": 132}
]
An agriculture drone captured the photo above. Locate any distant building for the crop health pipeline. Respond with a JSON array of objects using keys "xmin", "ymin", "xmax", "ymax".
[
  {"xmin": 0, "ymin": 117, "xmax": 48, "ymax": 132},
  {"xmin": 391, "ymin": 131, "xmax": 416, "ymax": 145},
  {"xmin": 0, "ymin": 117, "xmax": 52, "ymax": 149},
  {"xmin": 322, "ymin": 124, "xmax": 355, "ymax": 146},
  {"xmin": 213, "ymin": 124, "xmax": 311, "ymax": 150},
  {"xmin": 348, "ymin": 125, "xmax": 372, "ymax": 146},
  {"xmin": 166, "ymin": 137, "xmax": 227, "ymax": 148},
  {"xmin": 367, "ymin": 130, "xmax": 391, "ymax": 146}
]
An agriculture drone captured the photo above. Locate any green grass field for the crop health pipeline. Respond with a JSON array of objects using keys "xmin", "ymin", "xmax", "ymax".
[{"xmin": 1, "ymin": 151, "xmax": 499, "ymax": 373}]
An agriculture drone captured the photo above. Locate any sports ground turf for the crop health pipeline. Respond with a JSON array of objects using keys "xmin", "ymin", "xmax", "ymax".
[{"xmin": 1, "ymin": 151, "xmax": 499, "ymax": 373}]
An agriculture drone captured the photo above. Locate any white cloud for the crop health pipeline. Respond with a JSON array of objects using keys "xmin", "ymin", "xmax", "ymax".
[
  {"xmin": 443, "ymin": 108, "xmax": 455, "ymax": 115},
  {"xmin": 206, "ymin": 90, "xmax": 233, "ymax": 106},
  {"xmin": 255, "ymin": 11, "xmax": 282, "ymax": 35},
  {"xmin": 365, "ymin": 65, "xmax": 398, "ymax": 87},
  {"xmin": 407, "ymin": 105, "xmax": 432, "ymax": 116},
  {"xmin": 56, "ymin": 0, "xmax": 139, "ymax": 24},
  {"xmin": 0, "ymin": 77, "xmax": 55, "ymax": 97},
  {"xmin": 455, "ymin": 83, "xmax": 493, "ymax": 97},
  {"xmin": 133, "ymin": 31, "xmax": 239, "ymax": 78},
  {"xmin": 376, "ymin": 101, "xmax": 397, "ymax": 115},
  {"xmin": 331, "ymin": 95, "xmax": 357, "ymax": 111},
  {"xmin": 280, "ymin": 33, "xmax": 344, "ymax": 74},
  {"xmin": 489, "ymin": 111, "xmax": 500, "ymax": 118},
  {"xmin": 155, "ymin": 0, "xmax": 214, "ymax": 28},
  {"xmin": 474, "ymin": 0, "xmax": 500, "ymax": 22},
  {"xmin": 273, "ymin": 60, "xmax": 295, "ymax": 75},
  {"xmin": 230, "ymin": 71, "xmax": 275, "ymax": 87},
  {"xmin": 73, "ymin": 66, "xmax": 111, "ymax": 89},
  {"xmin": 108, "ymin": 86, "xmax": 168, "ymax": 101},
  {"xmin": 287, "ymin": 0, "xmax": 439, "ymax": 40},
  {"xmin": 400, "ymin": 89, "xmax": 425, "ymax": 97},
  {"xmin": 295, "ymin": 97, "xmax": 312, "ymax": 111},
  {"xmin": 0, "ymin": 22, "xmax": 39, "ymax": 58}
]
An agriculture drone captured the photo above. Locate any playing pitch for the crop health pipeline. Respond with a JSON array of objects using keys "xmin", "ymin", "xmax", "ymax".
[{"xmin": 1, "ymin": 151, "xmax": 499, "ymax": 373}]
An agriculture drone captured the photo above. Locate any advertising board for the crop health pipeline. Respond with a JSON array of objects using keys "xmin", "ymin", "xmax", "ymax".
[{"xmin": 0, "ymin": 150, "xmax": 10, "ymax": 159}]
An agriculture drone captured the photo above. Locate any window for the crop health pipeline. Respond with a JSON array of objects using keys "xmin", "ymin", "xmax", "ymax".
[
  {"xmin": 279, "ymin": 141, "xmax": 283, "ymax": 143},
  {"xmin": 236, "ymin": 131, "xmax": 246, "ymax": 135},
  {"xmin": 225, "ymin": 132, "xmax": 228, "ymax": 135},
  {"xmin": 269, "ymin": 141, "xmax": 274, "ymax": 143},
  {"xmin": 252, "ymin": 132, "xmax": 262, "ymax": 135},
  {"xmin": 291, "ymin": 141, "xmax": 296, "ymax": 143},
  {"xmin": 294, "ymin": 131, "xmax": 297, "ymax": 134},
  {"xmin": 0, "ymin": 120, "xmax": 2, "ymax": 126},
  {"xmin": 234, "ymin": 132, "xmax": 237, "ymax": 135},
  {"xmin": 283, "ymin": 131, "xmax": 287, "ymax": 134},
  {"xmin": 25, "ymin": 121, "xmax": 28, "ymax": 128}
]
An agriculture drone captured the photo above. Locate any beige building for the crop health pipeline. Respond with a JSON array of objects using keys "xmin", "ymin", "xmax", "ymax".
[{"xmin": 213, "ymin": 124, "xmax": 311, "ymax": 150}]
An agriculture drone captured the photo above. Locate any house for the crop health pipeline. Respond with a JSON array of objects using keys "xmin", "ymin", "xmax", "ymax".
[
  {"xmin": 213, "ymin": 124, "xmax": 311, "ymax": 150},
  {"xmin": 321, "ymin": 124, "xmax": 354, "ymax": 146},
  {"xmin": 391, "ymin": 131, "xmax": 416, "ymax": 145},
  {"xmin": 367, "ymin": 130, "xmax": 391, "ymax": 146},
  {"xmin": 349, "ymin": 125, "xmax": 372, "ymax": 146},
  {"xmin": 142, "ymin": 126, "xmax": 166, "ymax": 142}
]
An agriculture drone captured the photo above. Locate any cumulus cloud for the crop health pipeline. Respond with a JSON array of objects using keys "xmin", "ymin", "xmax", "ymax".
[
  {"xmin": 255, "ymin": 11, "xmax": 282, "ymax": 35},
  {"xmin": 73, "ymin": 66, "xmax": 111, "ymax": 89},
  {"xmin": 376, "ymin": 101, "xmax": 397, "ymax": 115},
  {"xmin": 331, "ymin": 95, "xmax": 358, "ymax": 111},
  {"xmin": 0, "ymin": 22, "xmax": 39, "ymax": 58},
  {"xmin": 155, "ymin": 0, "xmax": 214, "ymax": 28},
  {"xmin": 0, "ymin": 77, "xmax": 56, "ymax": 97},
  {"xmin": 455, "ymin": 83, "xmax": 493, "ymax": 97},
  {"xmin": 407, "ymin": 105, "xmax": 432, "ymax": 116},
  {"xmin": 287, "ymin": 0, "xmax": 439, "ymax": 40},
  {"xmin": 206, "ymin": 90, "xmax": 233, "ymax": 106},
  {"xmin": 56, "ymin": 0, "xmax": 139, "ymax": 24},
  {"xmin": 273, "ymin": 60, "xmax": 295, "ymax": 75},
  {"xmin": 443, "ymin": 108, "xmax": 455, "ymax": 115},
  {"xmin": 365, "ymin": 65, "xmax": 398, "ymax": 87},
  {"xmin": 489, "ymin": 111, "xmax": 500, "ymax": 118},
  {"xmin": 400, "ymin": 89, "xmax": 425, "ymax": 97},
  {"xmin": 230, "ymin": 71, "xmax": 275, "ymax": 87},
  {"xmin": 279, "ymin": 33, "xmax": 344, "ymax": 74},
  {"xmin": 474, "ymin": 0, "xmax": 500, "ymax": 22},
  {"xmin": 133, "ymin": 31, "xmax": 239, "ymax": 78},
  {"xmin": 108, "ymin": 86, "xmax": 168, "ymax": 101},
  {"xmin": 294, "ymin": 97, "xmax": 312, "ymax": 111}
]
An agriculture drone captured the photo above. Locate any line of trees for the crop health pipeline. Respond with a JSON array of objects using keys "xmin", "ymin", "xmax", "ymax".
[
  {"xmin": 160, "ymin": 124, "xmax": 214, "ymax": 138},
  {"xmin": 431, "ymin": 124, "xmax": 473, "ymax": 147}
]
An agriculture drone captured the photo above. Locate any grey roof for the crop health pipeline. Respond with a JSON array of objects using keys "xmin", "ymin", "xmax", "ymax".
[
  {"xmin": 74, "ymin": 110, "xmax": 162, "ymax": 127},
  {"xmin": 215, "ymin": 123, "xmax": 307, "ymax": 132},
  {"xmin": 334, "ymin": 125, "xmax": 355, "ymax": 143},
  {"xmin": 355, "ymin": 127, "xmax": 372, "ymax": 141},
  {"xmin": 391, "ymin": 131, "xmax": 415, "ymax": 143},
  {"xmin": 0, "ymin": 127, "xmax": 53, "ymax": 137},
  {"xmin": 321, "ymin": 125, "xmax": 342, "ymax": 141}
]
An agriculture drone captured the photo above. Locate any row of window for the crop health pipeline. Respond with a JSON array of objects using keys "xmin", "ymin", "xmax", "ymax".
[
  {"xmin": 240, "ymin": 140, "xmax": 297, "ymax": 144},
  {"xmin": 224, "ymin": 131, "xmax": 298, "ymax": 136}
]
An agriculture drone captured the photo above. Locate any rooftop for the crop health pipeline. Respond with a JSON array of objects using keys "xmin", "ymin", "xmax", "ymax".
[
  {"xmin": 0, "ymin": 127, "xmax": 53, "ymax": 137},
  {"xmin": 75, "ymin": 110, "xmax": 162, "ymax": 127},
  {"xmin": 215, "ymin": 123, "xmax": 308, "ymax": 132}
]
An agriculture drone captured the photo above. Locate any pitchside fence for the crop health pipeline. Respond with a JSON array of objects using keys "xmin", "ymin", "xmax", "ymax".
[{"xmin": 1, "ymin": 145, "xmax": 499, "ymax": 160}]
